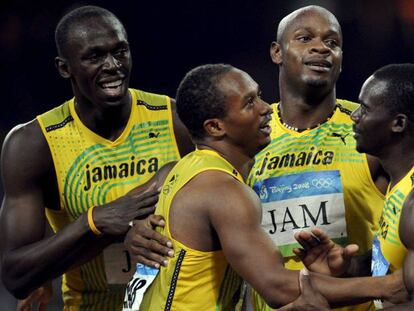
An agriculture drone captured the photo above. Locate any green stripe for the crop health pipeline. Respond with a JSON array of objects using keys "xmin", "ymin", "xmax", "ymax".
[{"xmin": 279, "ymin": 237, "xmax": 348, "ymax": 257}]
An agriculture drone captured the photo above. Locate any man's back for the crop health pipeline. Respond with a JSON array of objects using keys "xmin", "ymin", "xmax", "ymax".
[{"xmin": 140, "ymin": 149, "xmax": 243, "ymax": 310}]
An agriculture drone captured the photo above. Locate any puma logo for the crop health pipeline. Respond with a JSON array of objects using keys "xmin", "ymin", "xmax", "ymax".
[
  {"xmin": 149, "ymin": 132, "xmax": 160, "ymax": 138},
  {"xmin": 330, "ymin": 132, "xmax": 349, "ymax": 145}
]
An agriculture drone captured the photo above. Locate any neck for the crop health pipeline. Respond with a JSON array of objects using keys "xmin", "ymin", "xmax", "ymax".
[
  {"xmin": 379, "ymin": 142, "xmax": 414, "ymax": 189},
  {"xmin": 74, "ymin": 94, "xmax": 132, "ymax": 141},
  {"xmin": 196, "ymin": 142, "xmax": 254, "ymax": 180},
  {"xmin": 278, "ymin": 78, "xmax": 337, "ymax": 130}
]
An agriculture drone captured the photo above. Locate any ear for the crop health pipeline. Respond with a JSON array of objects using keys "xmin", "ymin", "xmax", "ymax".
[
  {"xmin": 55, "ymin": 56, "xmax": 71, "ymax": 79},
  {"xmin": 270, "ymin": 41, "xmax": 282, "ymax": 65},
  {"xmin": 203, "ymin": 118, "xmax": 225, "ymax": 138},
  {"xmin": 391, "ymin": 114, "xmax": 408, "ymax": 133}
]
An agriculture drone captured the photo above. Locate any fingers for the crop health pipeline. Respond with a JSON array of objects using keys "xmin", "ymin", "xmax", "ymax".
[
  {"xmin": 134, "ymin": 191, "xmax": 159, "ymax": 208},
  {"xmin": 310, "ymin": 228, "xmax": 334, "ymax": 246},
  {"xmin": 128, "ymin": 237, "xmax": 172, "ymax": 268},
  {"xmin": 132, "ymin": 186, "xmax": 159, "ymax": 200},
  {"xmin": 148, "ymin": 214, "xmax": 166, "ymax": 228},
  {"xmin": 292, "ymin": 247, "xmax": 306, "ymax": 260},
  {"xmin": 294, "ymin": 230, "xmax": 322, "ymax": 251},
  {"xmin": 343, "ymin": 244, "xmax": 359, "ymax": 259},
  {"xmin": 131, "ymin": 248, "xmax": 169, "ymax": 268},
  {"xmin": 126, "ymin": 219, "xmax": 174, "ymax": 268},
  {"xmin": 134, "ymin": 206, "xmax": 156, "ymax": 219}
]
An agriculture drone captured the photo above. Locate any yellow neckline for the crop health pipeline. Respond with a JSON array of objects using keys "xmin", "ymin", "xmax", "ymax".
[
  {"xmin": 68, "ymin": 89, "xmax": 137, "ymax": 147},
  {"xmin": 387, "ymin": 165, "xmax": 414, "ymax": 195},
  {"xmin": 195, "ymin": 148, "xmax": 245, "ymax": 183},
  {"xmin": 275, "ymin": 102, "xmax": 339, "ymax": 136}
]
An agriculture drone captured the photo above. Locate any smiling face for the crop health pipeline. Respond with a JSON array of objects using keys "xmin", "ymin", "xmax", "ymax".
[
  {"xmin": 351, "ymin": 76, "xmax": 394, "ymax": 156},
  {"xmin": 272, "ymin": 7, "xmax": 342, "ymax": 92},
  {"xmin": 60, "ymin": 15, "xmax": 132, "ymax": 109},
  {"xmin": 218, "ymin": 69, "xmax": 273, "ymax": 157}
]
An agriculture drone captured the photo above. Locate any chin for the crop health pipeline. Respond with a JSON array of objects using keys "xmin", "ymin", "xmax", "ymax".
[{"xmin": 355, "ymin": 143, "xmax": 367, "ymax": 154}]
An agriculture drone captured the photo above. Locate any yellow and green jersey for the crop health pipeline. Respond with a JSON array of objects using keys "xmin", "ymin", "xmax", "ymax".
[
  {"xmin": 140, "ymin": 149, "xmax": 242, "ymax": 311},
  {"xmin": 372, "ymin": 166, "xmax": 414, "ymax": 275},
  {"xmin": 37, "ymin": 89, "xmax": 180, "ymax": 310},
  {"xmin": 247, "ymin": 100, "xmax": 383, "ymax": 311}
]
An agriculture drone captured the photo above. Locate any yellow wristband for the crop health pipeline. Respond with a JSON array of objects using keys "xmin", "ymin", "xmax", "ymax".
[{"xmin": 87, "ymin": 206, "xmax": 102, "ymax": 235}]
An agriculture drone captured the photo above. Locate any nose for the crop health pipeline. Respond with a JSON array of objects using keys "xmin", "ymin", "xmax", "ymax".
[
  {"xmin": 351, "ymin": 106, "xmax": 360, "ymax": 123},
  {"xmin": 310, "ymin": 38, "xmax": 329, "ymax": 54},
  {"xmin": 260, "ymin": 99, "xmax": 273, "ymax": 116},
  {"xmin": 103, "ymin": 54, "xmax": 121, "ymax": 70}
]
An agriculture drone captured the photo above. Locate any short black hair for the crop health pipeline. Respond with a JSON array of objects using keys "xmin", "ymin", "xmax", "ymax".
[
  {"xmin": 176, "ymin": 64, "xmax": 234, "ymax": 139},
  {"xmin": 55, "ymin": 5, "xmax": 125, "ymax": 57},
  {"xmin": 373, "ymin": 63, "xmax": 414, "ymax": 121}
]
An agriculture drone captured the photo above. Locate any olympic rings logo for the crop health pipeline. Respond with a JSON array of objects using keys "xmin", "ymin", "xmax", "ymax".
[{"xmin": 311, "ymin": 177, "xmax": 334, "ymax": 188}]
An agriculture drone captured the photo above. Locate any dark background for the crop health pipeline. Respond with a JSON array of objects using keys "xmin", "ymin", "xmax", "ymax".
[{"xmin": 1, "ymin": 0, "xmax": 413, "ymax": 309}]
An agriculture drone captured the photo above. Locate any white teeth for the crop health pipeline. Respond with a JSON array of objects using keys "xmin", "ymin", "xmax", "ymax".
[{"xmin": 102, "ymin": 80, "xmax": 122, "ymax": 88}]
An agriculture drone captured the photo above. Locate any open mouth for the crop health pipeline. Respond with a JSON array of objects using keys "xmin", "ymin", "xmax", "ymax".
[
  {"xmin": 304, "ymin": 60, "xmax": 332, "ymax": 72},
  {"xmin": 99, "ymin": 78, "xmax": 125, "ymax": 97},
  {"xmin": 259, "ymin": 118, "xmax": 272, "ymax": 136}
]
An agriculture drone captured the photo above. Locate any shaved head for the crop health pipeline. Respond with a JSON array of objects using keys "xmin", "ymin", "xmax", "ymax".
[{"xmin": 276, "ymin": 5, "xmax": 341, "ymax": 44}]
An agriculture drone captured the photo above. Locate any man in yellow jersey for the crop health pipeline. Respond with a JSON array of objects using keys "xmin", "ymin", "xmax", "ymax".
[
  {"xmin": 290, "ymin": 64, "xmax": 414, "ymax": 310},
  {"xmin": 123, "ymin": 63, "xmax": 406, "ymax": 311},
  {"xmin": 0, "ymin": 5, "xmax": 192, "ymax": 311},
  {"xmin": 125, "ymin": 5, "xmax": 389, "ymax": 310},
  {"xmin": 245, "ymin": 5, "xmax": 388, "ymax": 311}
]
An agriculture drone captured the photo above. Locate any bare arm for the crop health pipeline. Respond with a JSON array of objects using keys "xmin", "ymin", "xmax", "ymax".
[
  {"xmin": 384, "ymin": 189, "xmax": 414, "ymax": 310},
  {"xmin": 205, "ymin": 175, "xmax": 404, "ymax": 308},
  {"xmin": 170, "ymin": 98, "xmax": 194, "ymax": 157},
  {"xmin": 0, "ymin": 121, "xmax": 161, "ymax": 298}
]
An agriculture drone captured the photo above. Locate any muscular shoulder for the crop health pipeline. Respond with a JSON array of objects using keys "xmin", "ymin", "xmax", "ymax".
[
  {"xmin": 399, "ymin": 189, "xmax": 414, "ymax": 249},
  {"xmin": 187, "ymin": 170, "xmax": 261, "ymax": 219},
  {"xmin": 1, "ymin": 119, "xmax": 52, "ymax": 190}
]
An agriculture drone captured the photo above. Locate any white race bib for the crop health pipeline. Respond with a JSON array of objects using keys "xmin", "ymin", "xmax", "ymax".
[
  {"xmin": 253, "ymin": 170, "xmax": 347, "ymax": 257},
  {"xmin": 123, "ymin": 264, "xmax": 159, "ymax": 310}
]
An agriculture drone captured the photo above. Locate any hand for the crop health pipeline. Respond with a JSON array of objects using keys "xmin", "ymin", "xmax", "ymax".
[
  {"xmin": 125, "ymin": 214, "xmax": 174, "ymax": 268},
  {"xmin": 293, "ymin": 228, "xmax": 358, "ymax": 277},
  {"xmin": 279, "ymin": 269, "xmax": 330, "ymax": 311},
  {"xmin": 16, "ymin": 282, "xmax": 52, "ymax": 311},
  {"xmin": 93, "ymin": 183, "xmax": 160, "ymax": 236}
]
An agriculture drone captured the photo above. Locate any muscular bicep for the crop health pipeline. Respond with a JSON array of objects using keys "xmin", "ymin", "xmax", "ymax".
[
  {"xmin": 209, "ymin": 180, "xmax": 299, "ymax": 307},
  {"xmin": 170, "ymin": 98, "xmax": 194, "ymax": 157},
  {"xmin": 399, "ymin": 189, "xmax": 414, "ymax": 294},
  {"xmin": 0, "ymin": 122, "xmax": 50, "ymax": 252}
]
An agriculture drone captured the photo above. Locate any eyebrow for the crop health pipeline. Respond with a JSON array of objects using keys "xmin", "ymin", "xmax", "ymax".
[
  {"xmin": 293, "ymin": 27, "xmax": 341, "ymax": 37},
  {"xmin": 242, "ymin": 85, "xmax": 260, "ymax": 101}
]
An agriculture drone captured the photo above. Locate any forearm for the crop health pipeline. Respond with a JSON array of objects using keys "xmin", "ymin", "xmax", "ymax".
[
  {"xmin": 2, "ymin": 214, "xmax": 114, "ymax": 298},
  {"xmin": 256, "ymin": 269, "xmax": 388, "ymax": 309},
  {"xmin": 382, "ymin": 302, "xmax": 414, "ymax": 311},
  {"xmin": 313, "ymin": 273, "xmax": 397, "ymax": 308}
]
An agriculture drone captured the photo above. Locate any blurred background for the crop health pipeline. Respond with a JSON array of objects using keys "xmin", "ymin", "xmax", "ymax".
[{"xmin": 1, "ymin": 0, "xmax": 413, "ymax": 309}]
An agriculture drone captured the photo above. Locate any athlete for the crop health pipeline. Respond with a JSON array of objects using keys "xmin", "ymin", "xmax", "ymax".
[
  {"xmin": 246, "ymin": 5, "xmax": 387, "ymax": 311},
  {"xmin": 293, "ymin": 64, "xmax": 414, "ymax": 310},
  {"xmin": 0, "ymin": 5, "xmax": 192, "ymax": 311},
  {"xmin": 125, "ymin": 5, "xmax": 389, "ymax": 310},
  {"xmin": 123, "ymin": 64, "xmax": 405, "ymax": 311}
]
